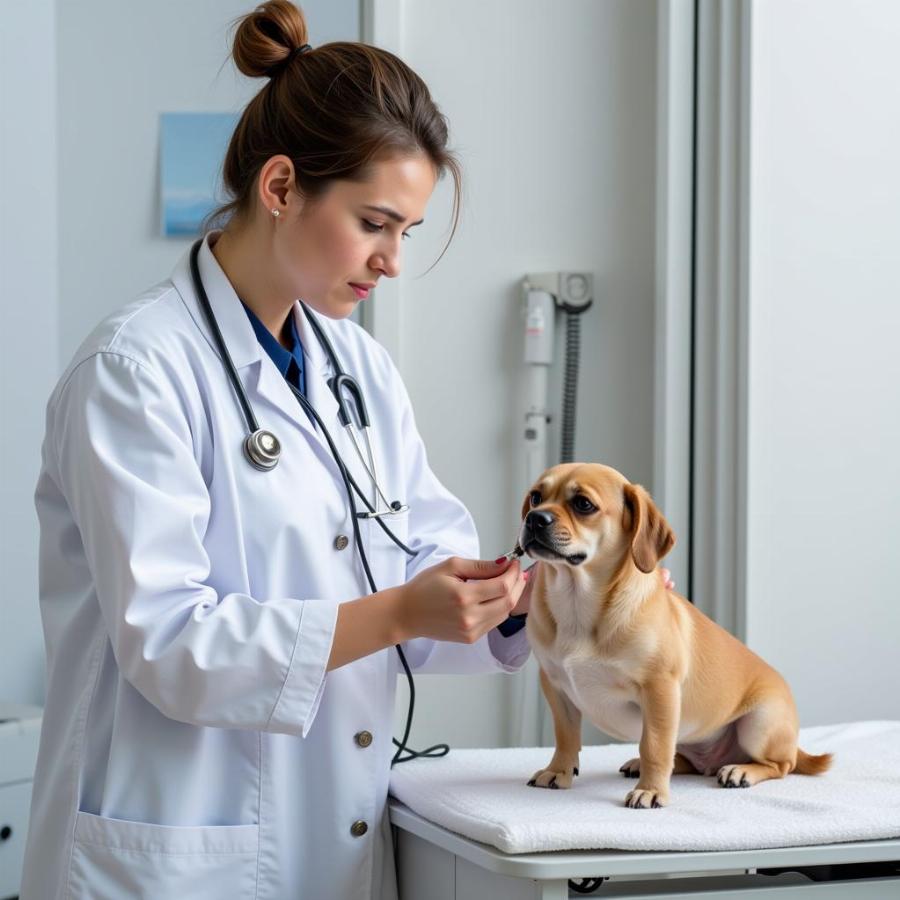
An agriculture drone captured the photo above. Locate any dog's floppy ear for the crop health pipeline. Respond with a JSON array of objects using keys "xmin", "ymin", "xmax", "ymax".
[{"xmin": 622, "ymin": 483, "xmax": 675, "ymax": 573}]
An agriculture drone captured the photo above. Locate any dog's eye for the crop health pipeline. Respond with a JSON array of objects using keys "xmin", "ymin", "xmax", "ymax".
[
  {"xmin": 572, "ymin": 495, "xmax": 596, "ymax": 514},
  {"xmin": 529, "ymin": 491, "xmax": 542, "ymax": 507}
]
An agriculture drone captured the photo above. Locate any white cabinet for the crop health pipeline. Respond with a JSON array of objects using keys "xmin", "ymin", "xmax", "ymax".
[{"xmin": 0, "ymin": 705, "xmax": 41, "ymax": 900}]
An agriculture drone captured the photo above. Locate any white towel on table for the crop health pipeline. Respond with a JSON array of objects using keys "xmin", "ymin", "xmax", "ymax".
[{"xmin": 388, "ymin": 720, "xmax": 900, "ymax": 854}]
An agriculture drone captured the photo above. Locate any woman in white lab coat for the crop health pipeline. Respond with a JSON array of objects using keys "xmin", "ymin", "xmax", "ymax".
[{"xmin": 20, "ymin": 3, "xmax": 532, "ymax": 897}]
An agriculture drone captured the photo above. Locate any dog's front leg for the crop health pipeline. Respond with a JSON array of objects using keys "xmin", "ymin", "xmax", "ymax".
[
  {"xmin": 527, "ymin": 667, "xmax": 582, "ymax": 789},
  {"xmin": 626, "ymin": 678, "xmax": 681, "ymax": 809}
]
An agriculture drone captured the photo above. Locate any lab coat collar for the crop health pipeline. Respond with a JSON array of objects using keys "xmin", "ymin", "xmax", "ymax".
[
  {"xmin": 170, "ymin": 231, "xmax": 262, "ymax": 371},
  {"xmin": 171, "ymin": 231, "xmax": 333, "ymax": 380},
  {"xmin": 292, "ymin": 302, "xmax": 332, "ymax": 379}
]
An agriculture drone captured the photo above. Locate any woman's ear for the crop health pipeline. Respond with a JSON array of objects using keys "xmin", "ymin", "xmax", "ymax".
[
  {"xmin": 257, "ymin": 154, "xmax": 296, "ymax": 215},
  {"xmin": 622, "ymin": 483, "xmax": 675, "ymax": 573}
]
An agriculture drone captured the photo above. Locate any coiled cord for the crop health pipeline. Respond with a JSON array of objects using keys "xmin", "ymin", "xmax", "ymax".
[{"xmin": 560, "ymin": 311, "xmax": 582, "ymax": 462}]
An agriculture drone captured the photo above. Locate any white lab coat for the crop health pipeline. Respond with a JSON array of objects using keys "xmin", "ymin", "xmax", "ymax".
[{"xmin": 21, "ymin": 235, "xmax": 530, "ymax": 900}]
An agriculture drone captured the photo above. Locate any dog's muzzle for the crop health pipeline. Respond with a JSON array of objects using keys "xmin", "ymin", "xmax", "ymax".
[{"xmin": 521, "ymin": 510, "xmax": 587, "ymax": 566}]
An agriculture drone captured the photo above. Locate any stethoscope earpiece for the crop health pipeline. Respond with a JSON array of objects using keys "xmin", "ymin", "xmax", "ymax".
[{"xmin": 244, "ymin": 429, "xmax": 281, "ymax": 471}]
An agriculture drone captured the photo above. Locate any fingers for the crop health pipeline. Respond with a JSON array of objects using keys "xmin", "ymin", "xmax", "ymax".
[
  {"xmin": 447, "ymin": 556, "xmax": 513, "ymax": 580},
  {"xmin": 467, "ymin": 561, "xmax": 523, "ymax": 604},
  {"xmin": 446, "ymin": 556, "xmax": 521, "ymax": 596}
]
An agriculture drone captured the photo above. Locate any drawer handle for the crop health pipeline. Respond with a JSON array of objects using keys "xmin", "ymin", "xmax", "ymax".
[{"xmin": 0, "ymin": 826, "xmax": 11, "ymax": 841}]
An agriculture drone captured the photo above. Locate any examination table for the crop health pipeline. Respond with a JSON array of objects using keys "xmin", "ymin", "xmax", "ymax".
[{"xmin": 388, "ymin": 721, "xmax": 900, "ymax": 899}]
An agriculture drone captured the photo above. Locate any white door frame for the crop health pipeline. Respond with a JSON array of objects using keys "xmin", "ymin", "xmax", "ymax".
[
  {"xmin": 689, "ymin": 0, "xmax": 752, "ymax": 637},
  {"xmin": 656, "ymin": 0, "xmax": 751, "ymax": 637},
  {"xmin": 654, "ymin": 0, "xmax": 696, "ymax": 598}
]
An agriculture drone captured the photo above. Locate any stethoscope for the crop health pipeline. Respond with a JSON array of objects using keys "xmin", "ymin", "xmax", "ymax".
[
  {"xmin": 189, "ymin": 239, "xmax": 407, "ymax": 520},
  {"xmin": 189, "ymin": 238, "xmax": 437, "ymax": 765}
]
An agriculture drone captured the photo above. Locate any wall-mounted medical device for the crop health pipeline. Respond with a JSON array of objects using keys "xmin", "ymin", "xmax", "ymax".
[{"xmin": 521, "ymin": 272, "xmax": 594, "ymax": 483}]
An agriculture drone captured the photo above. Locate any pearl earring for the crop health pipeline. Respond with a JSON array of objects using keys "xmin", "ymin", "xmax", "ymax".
[{"xmin": 271, "ymin": 208, "xmax": 280, "ymax": 218}]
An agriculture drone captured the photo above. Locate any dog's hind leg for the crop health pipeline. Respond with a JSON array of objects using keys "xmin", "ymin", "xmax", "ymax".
[{"xmin": 715, "ymin": 701, "xmax": 798, "ymax": 788}]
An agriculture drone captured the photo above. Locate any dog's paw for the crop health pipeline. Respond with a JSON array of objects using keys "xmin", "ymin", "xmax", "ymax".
[
  {"xmin": 624, "ymin": 787, "xmax": 668, "ymax": 809},
  {"xmin": 527, "ymin": 764, "xmax": 579, "ymax": 790},
  {"xmin": 619, "ymin": 757, "xmax": 641, "ymax": 778},
  {"xmin": 717, "ymin": 764, "xmax": 753, "ymax": 788}
]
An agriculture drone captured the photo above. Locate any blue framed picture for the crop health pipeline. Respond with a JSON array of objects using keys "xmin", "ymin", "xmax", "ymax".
[{"xmin": 160, "ymin": 112, "xmax": 238, "ymax": 237}]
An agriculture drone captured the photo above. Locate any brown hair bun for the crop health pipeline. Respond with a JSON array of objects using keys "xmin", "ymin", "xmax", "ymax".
[{"xmin": 231, "ymin": 0, "xmax": 308, "ymax": 79}]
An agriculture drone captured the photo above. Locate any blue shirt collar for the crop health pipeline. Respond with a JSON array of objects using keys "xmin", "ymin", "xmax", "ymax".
[{"xmin": 240, "ymin": 302, "xmax": 305, "ymax": 379}]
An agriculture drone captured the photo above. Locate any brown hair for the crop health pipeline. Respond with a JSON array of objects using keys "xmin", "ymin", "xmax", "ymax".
[{"xmin": 208, "ymin": 0, "xmax": 461, "ymax": 263}]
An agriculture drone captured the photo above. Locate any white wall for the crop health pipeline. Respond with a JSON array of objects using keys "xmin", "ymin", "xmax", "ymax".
[
  {"xmin": 0, "ymin": 0, "xmax": 59, "ymax": 706},
  {"xmin": 390, "ymin": 0, "xmax": 659, "ymax": 748},
  {"xmin": 745, "ymin": 0, "xmax": 900, "ymax": 724}
]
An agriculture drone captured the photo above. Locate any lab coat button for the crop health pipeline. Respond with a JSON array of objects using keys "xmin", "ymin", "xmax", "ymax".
[
  {"xmin": 350, "ymin": 820, "xmax": 368, "ymax": 837},
  {"xmin": 334, "ymin": 534, "xmax": 350, "ymax": 551},
  {"xmin": 355, "ymin": 730, "xmax": 373, "ymax": 748}
]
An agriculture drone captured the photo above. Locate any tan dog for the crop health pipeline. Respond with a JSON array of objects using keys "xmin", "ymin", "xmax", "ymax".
[{"xmin": 521, "ymin": 462, "xmax": 832, "ymax": 808}]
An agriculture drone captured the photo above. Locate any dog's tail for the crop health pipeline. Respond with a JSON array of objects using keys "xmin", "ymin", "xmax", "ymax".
[{"xmin": 794, "ymin": 748, "xmax": 833, "ymax": 775}]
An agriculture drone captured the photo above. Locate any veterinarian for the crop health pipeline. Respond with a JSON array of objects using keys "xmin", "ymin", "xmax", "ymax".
[{"xmin": 20, "ymin": 4, "xmax": 535, "ymax": 897}]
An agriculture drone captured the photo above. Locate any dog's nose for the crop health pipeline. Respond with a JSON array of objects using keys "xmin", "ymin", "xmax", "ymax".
[{"xmin": 525, "ymin": 509, "xmax": 555, "ymax": 532}]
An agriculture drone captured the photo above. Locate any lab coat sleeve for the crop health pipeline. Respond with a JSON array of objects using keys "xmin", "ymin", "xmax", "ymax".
[
  {"xmin": 390, "ymin": 368, "xmax": 531, "ymax": 675},
  {"xmin": 51, "ymin": 351, "xmax": 338, "ymax": 737}
]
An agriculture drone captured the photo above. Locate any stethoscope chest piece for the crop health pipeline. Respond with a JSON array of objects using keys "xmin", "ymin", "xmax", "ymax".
[{"xmin": 244, "ymin": 428, "xmax": 281, "ymax": 471}]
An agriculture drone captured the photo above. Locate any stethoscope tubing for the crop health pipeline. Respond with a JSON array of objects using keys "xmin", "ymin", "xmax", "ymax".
[
  {"xmin": 190, "ymin": 240, "xmax": 261, "ymax": 435},
  {"xmin": 300, "ymin": 304, "xmax": 371, "ymax": 430}
]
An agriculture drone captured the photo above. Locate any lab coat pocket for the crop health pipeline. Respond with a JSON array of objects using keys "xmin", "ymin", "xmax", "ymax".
[{"xmin": 67, "ymin": 811, "xmax": 258, "ymax": 899}]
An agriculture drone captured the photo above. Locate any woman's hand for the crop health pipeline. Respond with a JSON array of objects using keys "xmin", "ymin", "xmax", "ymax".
[
  {"xmin": 660, "ymin": 567, "xmax": 675, "ymax": 590},
  {"xmin": 396, "ymin": 556, "xmax": 526, "ymax": 644}
]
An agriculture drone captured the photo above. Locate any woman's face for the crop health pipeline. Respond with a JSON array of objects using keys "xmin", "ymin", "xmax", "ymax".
[{"xmin": 275, "ymin": 153, "xmax": 437, "ymax": 319}]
